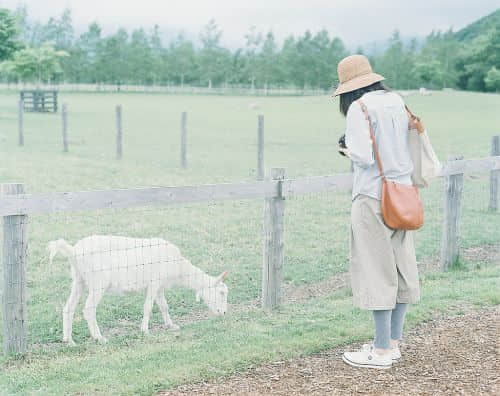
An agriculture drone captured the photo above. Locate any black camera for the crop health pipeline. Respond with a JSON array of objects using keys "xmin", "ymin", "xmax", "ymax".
[{"xmin": 338, "ymin": 134, "xmax": 347, "ymax": 156}]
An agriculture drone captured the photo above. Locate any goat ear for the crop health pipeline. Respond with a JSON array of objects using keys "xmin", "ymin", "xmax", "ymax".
[
  {"xmin": 195, "ymin": 291, "xmax": 201, "ymax": 302},
  {"xmin": 215, "ymin": 271, "xmax": 230, "ymax": 285}
]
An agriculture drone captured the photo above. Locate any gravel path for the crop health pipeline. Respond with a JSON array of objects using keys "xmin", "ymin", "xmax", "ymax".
[{"xmin": 160, "ymin": 306, "xmax": 499, "ymax": 395}]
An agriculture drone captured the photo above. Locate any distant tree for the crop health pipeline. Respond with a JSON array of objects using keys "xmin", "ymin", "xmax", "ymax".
[
  {"xmin": 0, "ymin": 8, "xmax": 22, "ymax": 61},
  {"xmin": 484, "ymin": 66, "xmax": 500, "ymax": 92},
  {"xmin": 228, "ymin": 48, "xmax": 247, "ymax": 84},
  {"xmin": 328, "ymin": 37, "xmax": 348, "ymax": 88},
  {"xmin": 198, "ymin": 19, "xmax": 230, "ymax": 87},
  {"xmin": 128, "ymin": 28, "xmax": 154, "ymax": 84},
  {"xmin": 294, "ymin": 30, "xmax": 315, "ymax": 88},
  {"xmin": 96, "ymin": 28, "xmax": 129, "ymax": 84},
  {"xmin": 375, "ymin": 31, "xmax": 404, "ymax": 88},
  {"xmin": 168, "ymin": 33, "xmax": 196, "ymax": 86},
  {"xmin": 412, "ymin": 60, "xmax": 444, "ymax": 86},
  {"xmin": 255, "ymin": 31, "xmax": 279, "ymax": 88},
  {"xmin": 415, "ymin": 30, "xmax": 460, "ymax": 88},
  {"xmin": 243, "ymin": 26, "xmax": 263, "ymax": 88},
  {"xmin": 76, "ymin": 22, "xmax": 103, "ymax": 82},
  {"xmin": 456, "ymin": 27, "xmax": 499, "ymax": 91},
  {"xmin": 311, "ymin": 30, "xmax": 346, "ymax": 89},
  {"xmin": 355, "ymin": 46, "xmax": 364, "ymax": 55},
  {"xmin": 13, "ymin": 4, "xmax": 31, "ymax": 43},
  {"xmin": 279, "ymin": 35, "xmax": 298, "ymax": 86},
  {"xmin": 40, "ymin": 8, "xmax": 74, "ymax": 49},
  {"xmin": 61, "ymin": 22, "xmax": 101, "ymax": 83},
  {"xmin": 0, "ymin": 42, "xmax": 68, "ymax": 83},
  {"xmin": 149, "ymin": 25, "xmax": 166, "ymax": 85}
]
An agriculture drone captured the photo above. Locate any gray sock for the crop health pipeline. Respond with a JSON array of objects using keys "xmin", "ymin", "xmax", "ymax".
[
  {"xmin": 373, "ymin": 303, "xmax": 409, "ymax": 349},
  {"xmin": 372, "ymin": 309, "xmax": 391, "ymax": 349},
  {"xmin": 390, "ymin": 303, "xmax": 408, "ymax": 341}
]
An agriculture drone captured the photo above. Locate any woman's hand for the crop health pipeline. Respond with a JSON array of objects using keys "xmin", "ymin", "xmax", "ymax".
[
  {"xmin": 407, "ymin": 111, "xmax": 425, "ymax": 134},
  {"xmin": 338, "ymin": 134, "xmax": 351, "ymax": 157},
  {"xmin": 338, "ymin": 147, "xmax": 351, "ymax": 158}
]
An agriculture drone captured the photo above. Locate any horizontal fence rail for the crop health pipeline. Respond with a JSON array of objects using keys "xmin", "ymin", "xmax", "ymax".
[
  {"xmin": 0, "ymin": 180, "xmax": 279, "ymax": 217},
  {"xmin": 439, "ymin": 156, "xmax": 500, "ymax": 176},
  {"xmin": 0, "ymin": 83, "xmax": 329, "ymax": 97},
  {"xmin": 282, "ymin": 173, "xmax": 354, "ymax": 197},
  {"xmin": 1, "ymin": 156, "xmax": 498, "ymax": 217}
]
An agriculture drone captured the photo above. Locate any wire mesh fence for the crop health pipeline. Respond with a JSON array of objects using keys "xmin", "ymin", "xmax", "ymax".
[
  {"xmin": 9, "ymin": 199, "xmax": 263, "ymax": 347},
  {"xmin": 1, "ymin": 159, "xmax": 499, "ymax": 354},
  {"xmin": 285, "ymin": 190, "xmax": 351, "ymax": 286}
]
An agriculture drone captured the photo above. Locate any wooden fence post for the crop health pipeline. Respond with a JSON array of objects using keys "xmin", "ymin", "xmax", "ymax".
[
  {"xmin": 489, "ymin": 135, "xmax": 499, "ymax": 211},
  {"xmin": 1, "ymin": 183, "xmax": 27, "ymax": 355},
  {"xmin": 62, "ymin": 103, "xmax": 68, "ymax": 152},
  {"xmin": 18, "ymin": 99, "xmax": 24, "ymax": 146},
  {"xmin": 262, "ymin": 167, "xmax": 286, "ymax": 310},
  {"xmin": 257, "ymin": 115, "xmax": 264, "ymax": 180},
  {"xmin": 116, "ymin": 105, "xmax": 123, "ymax": 159},
  {"xmin": 440, "ymin": 155, "xmax": 464, "ymax": 271},
  {"xmin": 181, "ymin": 111, "xmax": 187, "ymax": 169},
  {"xmin": 53, "ymin": 90, "xmax": 58, "ymax": 113}
]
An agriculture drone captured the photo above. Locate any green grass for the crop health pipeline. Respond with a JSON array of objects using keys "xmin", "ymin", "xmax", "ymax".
[
  {"xmin": 1, "ymin": 90, "xmax": 499, "ymax": 191},
  {"xmin": 0, "ymin": 263, "xmax": 498, "ymax": 395},
  {"xmin": 0, "ymin": 90, "xmax": 499, "ymax": 394}
]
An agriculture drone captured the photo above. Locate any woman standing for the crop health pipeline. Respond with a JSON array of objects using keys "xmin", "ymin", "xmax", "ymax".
[{"xmin": 333, "ymin": 55, "xmax": 425, "ymax": 369}]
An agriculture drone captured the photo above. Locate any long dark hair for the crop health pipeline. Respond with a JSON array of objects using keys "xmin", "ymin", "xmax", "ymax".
[{"xmin": 339, "ymin": 81, "xmax": 389, "ymax": 117}]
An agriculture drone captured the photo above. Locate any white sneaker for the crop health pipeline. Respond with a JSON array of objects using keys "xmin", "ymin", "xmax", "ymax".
[
  {"xmin": 361, "ymin": 343, "xmax": 402, "ymax": 361},
  {"xmin": 342, "ymin": 345, "xmax": 392, "ymax": 370}
]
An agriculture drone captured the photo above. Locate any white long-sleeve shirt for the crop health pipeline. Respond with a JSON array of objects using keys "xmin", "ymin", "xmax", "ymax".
[{"xmin": 345, "ymin": 90, "xmax": 414, "ymax": 201}]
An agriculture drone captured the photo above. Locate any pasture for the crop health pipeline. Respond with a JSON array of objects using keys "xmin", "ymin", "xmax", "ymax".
[{"xmin": 0, "ymin": 90, "xmax": 499, "ymax": 395}]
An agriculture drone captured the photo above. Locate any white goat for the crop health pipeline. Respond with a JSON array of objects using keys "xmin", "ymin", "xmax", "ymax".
[{"xmin": 47, "ymin": 235, "xmax": 229, "ymax": 345}]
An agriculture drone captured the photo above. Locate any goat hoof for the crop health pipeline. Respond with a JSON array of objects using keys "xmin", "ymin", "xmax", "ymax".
[
  {"xmin": 65, "ymin": 339, "xmax": 76, "ymax": 347},
  {"xmin": 97, "ymin": 337, "xmax": 108, "ymax": 344}
]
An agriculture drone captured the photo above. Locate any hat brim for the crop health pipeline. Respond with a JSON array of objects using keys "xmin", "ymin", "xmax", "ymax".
[{"xmin": 332, "ymin": 73, "xmax": 385, "ymax": 97}]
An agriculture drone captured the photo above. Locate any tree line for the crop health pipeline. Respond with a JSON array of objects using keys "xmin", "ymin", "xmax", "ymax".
[{"xmin": 0, "ymin": 6, "xmax": 498, "ymax": 92}]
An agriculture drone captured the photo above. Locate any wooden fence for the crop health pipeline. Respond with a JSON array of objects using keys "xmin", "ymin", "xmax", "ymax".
[
  {"xmin": 20, "ymin": 90, "xmax": 58, "ymax": 113},
  {"xmin": 1, "ymin": 83, "xmax": 329, "ymax": 97},
  {"xmin": 16, "ymin": 106, "xmax": 267, "ymax": 178},
  {"xmin": 1, "ymin": 154, "xmax": 499, "ymax": 355}
]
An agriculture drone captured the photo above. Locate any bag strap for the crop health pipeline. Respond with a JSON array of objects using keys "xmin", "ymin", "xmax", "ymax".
[
  {"xmin": 404, "ymin": 104, "xmax": 416, "ymax": 119},
  {"xmin": 357, "ymin": 99, "xmax": 386, "ymax": 181}
]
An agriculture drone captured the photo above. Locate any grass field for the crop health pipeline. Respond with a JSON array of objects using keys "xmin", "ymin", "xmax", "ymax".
[
  {"xmin": 1, "ymin": 90, "xmax": 499, "ymax": 191},
  {"xmin": 0, "ymin": 90, "xmax": 499, "ymax": 395}
]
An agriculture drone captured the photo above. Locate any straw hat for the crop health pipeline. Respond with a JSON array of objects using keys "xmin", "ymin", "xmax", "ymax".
[{"xmin": 333, "ymin": 54, "xmax": 385, "ymax": 96}]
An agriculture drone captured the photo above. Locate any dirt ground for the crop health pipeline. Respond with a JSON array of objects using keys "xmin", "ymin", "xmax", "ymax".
[{"xmin": 160, "ymin": 306, "xmax": 499, "ymax": 395}]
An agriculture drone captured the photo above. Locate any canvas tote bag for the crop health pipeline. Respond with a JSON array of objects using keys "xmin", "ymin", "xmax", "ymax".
[
  {"xmin": 357, "ymin": 99, "xmax": 424, "ymax": 230},
  {"xmin": 405, "ymin": 105, "xmax": 442, "ymax": 188}
]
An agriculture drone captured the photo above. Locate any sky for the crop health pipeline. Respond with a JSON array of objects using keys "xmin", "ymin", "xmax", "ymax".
[{"xmin": 1, "ymin": 0, "xmax": 499, "ymax": 49}]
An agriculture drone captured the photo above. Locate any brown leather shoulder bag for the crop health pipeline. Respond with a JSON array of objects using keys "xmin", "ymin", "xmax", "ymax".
[{"xmin": 357, "ymin": 99, "xmax": 424, "ymax": 231}]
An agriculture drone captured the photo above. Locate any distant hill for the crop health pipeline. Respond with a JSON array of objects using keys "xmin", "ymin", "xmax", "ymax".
[{"xmin": 454, "ymin": 8, "xmax": 500, "ymax": 42}]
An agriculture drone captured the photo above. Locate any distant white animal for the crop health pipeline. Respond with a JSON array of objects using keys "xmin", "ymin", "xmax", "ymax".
[
  {"xmin": 419, "ymin": 87, "xmax": 432, "ymax": 96},
  {"xmin": 47, "ymin": 235, "xmax": 229, "ymax": 346},
  {"xmin": 248, "ymin": 102, "xmax": 260, "ymax": 110}
]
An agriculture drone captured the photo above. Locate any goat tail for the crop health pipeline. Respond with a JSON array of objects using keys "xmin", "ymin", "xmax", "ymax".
[{"xmin": 47, "ymin": 239, "xmax": 75, "ymax": 265}]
